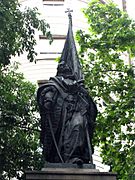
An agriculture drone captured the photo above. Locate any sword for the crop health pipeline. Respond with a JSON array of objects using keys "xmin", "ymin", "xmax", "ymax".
[
  {"xmin": 85, "ymin": 120, "xmax": 93, "ymax": 164},
  {"xmin": 48, "ymin": 113, "xmax": 64, "ymax": 163}
]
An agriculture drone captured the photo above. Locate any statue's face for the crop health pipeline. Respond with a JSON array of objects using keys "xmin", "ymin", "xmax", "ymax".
[{"xmin": 57, "ymin": 61, "xmax": 72, "ymax": 75}]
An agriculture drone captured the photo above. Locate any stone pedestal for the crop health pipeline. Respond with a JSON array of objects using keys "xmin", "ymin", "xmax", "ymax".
[{"xmin": 25, "ymin": 168, "xmax": 117, "ymax": 180}]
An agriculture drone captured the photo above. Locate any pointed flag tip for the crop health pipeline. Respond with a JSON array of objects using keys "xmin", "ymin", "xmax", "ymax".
[{"xmin": 57, "ymin": 9, "xmax": 83, "ymax": 81}]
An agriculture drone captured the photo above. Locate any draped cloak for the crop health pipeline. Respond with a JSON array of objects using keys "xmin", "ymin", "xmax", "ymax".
[{"xmin": 37, "ymin": 77, "xmax": 97, "ymax": 163}]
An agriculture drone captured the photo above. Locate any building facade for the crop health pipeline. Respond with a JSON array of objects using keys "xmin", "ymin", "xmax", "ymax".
[{"xmin": 17, "ymin": 0, "xmax": 89, "ymax": 83}]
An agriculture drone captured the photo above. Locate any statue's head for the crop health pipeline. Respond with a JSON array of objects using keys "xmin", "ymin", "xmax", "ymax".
[
  {"xmin": 57, "ymin": 61, "xmax": 71, "ymax": 74},
  {"xmin": 57, "ymin": 61, "xmax": 75, "ymax": 80}
]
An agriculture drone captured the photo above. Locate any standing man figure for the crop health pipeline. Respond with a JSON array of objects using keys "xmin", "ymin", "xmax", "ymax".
[{"xmin": 37, "ymin": 11, "xmax": 97, "ymax": 165}]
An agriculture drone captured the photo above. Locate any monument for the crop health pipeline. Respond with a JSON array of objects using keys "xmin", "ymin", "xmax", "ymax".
[
  {"xmin": 37, "ymin": 9, "xmax": 97, "ymax": 166},
  {"xmin": 25, "ymin": 10, "xmax": 117, "ymax": 180}
]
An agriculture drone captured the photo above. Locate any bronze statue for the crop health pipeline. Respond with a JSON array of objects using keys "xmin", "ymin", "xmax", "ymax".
[{"xmin": 37, "ymin": 12, "xmax": 97, "ymax": 166}]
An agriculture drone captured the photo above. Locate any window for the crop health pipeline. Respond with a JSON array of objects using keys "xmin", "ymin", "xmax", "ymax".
[
  {"xmin": 36, "ymin": 58, "xmax": 56, "ymax": 61},
  {"xmin": 43, "ymin": 0, "xmax": 65, "ymax": 16},
  {"xmin": 37, "ymin": 34, "xmax": 66, "ymax": 61},
  {"xmin": 40, "ymin": 52, "xmax": 62, "ymax": 55},
  {"xmin": 39, "ymin": 35, "xmax": 66, "ymax": 40},
  {"xmin": 43, "ymin": 0, "xmax": 64, "ymax": 6}
]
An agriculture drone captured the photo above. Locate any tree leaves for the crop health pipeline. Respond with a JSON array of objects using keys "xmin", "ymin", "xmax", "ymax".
[
  {"xmin": 0, "ymin": 63, "xmax": 43, "ymax": 180},
  {"xmin": 76, "ymin": 1, "xmax": 135, "ymax": 179},
  {"xmin": 0, "ymin": 1, "xmax": 53, "ymax": 178},
  {"xmin": 0, "ymin": 0, "xmax": 52, "ymax": 66}
]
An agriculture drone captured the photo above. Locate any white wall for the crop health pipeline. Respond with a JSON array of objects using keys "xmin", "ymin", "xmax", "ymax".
[{"xmin": 17, "ymin": 0, "xmax": 89, "ymax": 83}]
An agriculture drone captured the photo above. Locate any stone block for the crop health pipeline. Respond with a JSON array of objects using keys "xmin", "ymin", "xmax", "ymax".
[{"xmin": 25, "ymin": 168, "xmax": 117, "ymax": 180}]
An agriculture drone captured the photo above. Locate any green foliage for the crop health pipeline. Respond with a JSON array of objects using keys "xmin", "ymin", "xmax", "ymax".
[
  {"xmin": 55, "ymin": 56, "xmax": 61, "ymax": 62},
  {"xmin": 0, "ymin": 63, "xmax": 43, "ymax": 180},
  {"xmin": 0, "ymin": 0, "xmax": 52, "ymax": 66},
  {"xmin": 76, "ymin": 1, "xmax": 135, "ymax": 179},
  {"xmin": 0, "ymin": 0, "xmax": 53, "ymax": 179}
]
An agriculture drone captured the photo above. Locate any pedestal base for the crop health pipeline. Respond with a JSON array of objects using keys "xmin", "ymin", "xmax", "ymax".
[
  {"xmin": 25, "ymin": 168, "xmax": 117, "ymax": 180},
  {"xmin": 43, "ymin": 162, "xmax": 96, "ymax": 169}
]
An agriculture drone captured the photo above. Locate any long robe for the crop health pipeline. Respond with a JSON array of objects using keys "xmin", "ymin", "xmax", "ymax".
[{"xmin": 37, "ymin": 76, "xmax": 97, "ymax": 163}]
